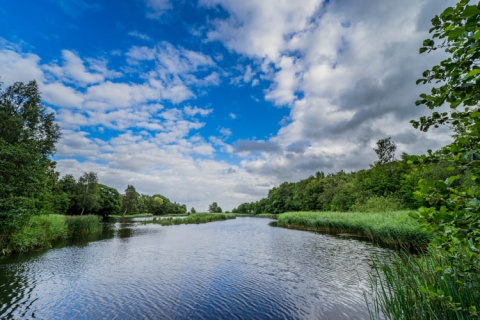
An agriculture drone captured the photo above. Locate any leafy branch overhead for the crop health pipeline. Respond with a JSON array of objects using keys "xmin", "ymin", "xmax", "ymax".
[{"xmin": 413, "ymin": 0, "xmax": 480, "ymax": 132}]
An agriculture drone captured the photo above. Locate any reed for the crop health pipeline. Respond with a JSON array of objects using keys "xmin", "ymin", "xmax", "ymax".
[
  {"xmin": 7, "ymin": 214, "xmax": 68, "ymax": 253},
  {"xmin": 368, "ymin": 249, "xmax": 480, "ymax": 319},
  {"xmin": 151, "ymin": 213, "xmax": 235, "ymax": 226},
  {"xmin": 66, "ymin": 215, "xmax": 102, "ymax": 237},
  {"xmin": 276, "ymin": 211, "xmax": 431, "ymax": 249}
]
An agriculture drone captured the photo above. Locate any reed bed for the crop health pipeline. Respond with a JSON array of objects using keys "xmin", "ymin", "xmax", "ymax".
[
  {"xmin": 7, "ymin": 214, "xmax": 68, "ymax": 253},
  {"xmin": 66, "ymin": 215, "xmax": 102, "ymax": 237},
  {"xmin": 276, "ymin": 211, "xmax": 431, "ymax": 249},
  {"xmin": 151, "ymin": 213, "xmax": 235, "ymax": 226},
  {"xmin": 368, "ymin": 249, "xmax": 480, "ymax": 319}
]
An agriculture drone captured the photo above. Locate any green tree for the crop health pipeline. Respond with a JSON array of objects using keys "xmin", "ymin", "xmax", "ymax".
[
  {"xmin": 208, "ymin": 202, "xmax": 222, "ymax": 213},
  {"xmin": 77, "ymin": 172, "xmax": 99, "ymax": 215},
  {"xmin": 0, "ymin": 80, "xmax": 61, "ymax": 249},
  {"xmin": 95, "ymin": 184, "xmax": 121, "ymax": 218},
  {"xmin": 122, "ymin": 185, "xmax": 139, "ymax": 215},
  {"xmin": 411, "ymin": 0, "xmax": 480, "ymax": 314},
  {"xmin": 373, "ymin": 137, "xmax": 396, "ymax": 166}
]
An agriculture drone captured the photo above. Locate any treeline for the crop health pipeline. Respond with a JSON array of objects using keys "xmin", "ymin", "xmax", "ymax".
[
  {"xmin": 0, "ymin": 80, "xmax": 186, "ymax": 252},
  {"xmin": 232, "ymin": 143, "xmax": 467, "ymax": 214},
  {"xmin": 51, "ymin": 172, "xmax": 187, "ymax": 218}
]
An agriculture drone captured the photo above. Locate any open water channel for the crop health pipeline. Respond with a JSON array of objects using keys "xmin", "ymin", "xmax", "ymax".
[{"xmin": 0, "ymin": 217, "xmax": 393, "ymax": 319}]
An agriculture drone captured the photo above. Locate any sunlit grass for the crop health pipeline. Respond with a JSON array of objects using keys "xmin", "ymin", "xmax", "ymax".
[{"xmin": 276, "ymin": 211, "xmax": 432, "ymax": 249}]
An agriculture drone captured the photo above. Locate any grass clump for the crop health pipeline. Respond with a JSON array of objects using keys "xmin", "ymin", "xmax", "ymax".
[
  {"xmin": 368, "ymin": 249, "xmax": 480, "ymax": 319},
  {"xmin": 66, "ymin": 215, "xmax": 102, "ymax": 237},
  {"xmin": 255, "ymin": 213, "xmax": 279, "ymax": 219},
  {"xmin": 7, "ymin": 214, "xmax": 68, "ymax": 253},
  {"xmin": 276, "ymin": 211, "xmax": 432, "ymax": 249},
  {"xmin": 151, "ymin": 213, "xmax": 235, "ymax": 226}
]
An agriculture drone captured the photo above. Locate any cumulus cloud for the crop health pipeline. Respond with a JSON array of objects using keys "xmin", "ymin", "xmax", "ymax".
[{"xmin": 202, "ymin": 0, "xmax": 456, "ymax": 182}]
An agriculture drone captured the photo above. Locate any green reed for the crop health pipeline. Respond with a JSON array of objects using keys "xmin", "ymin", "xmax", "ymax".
[
  {"xmin": 151, "ymin": 213, "xmax": 235, "ymax": 226},
  {"xmin": 276, "ymin": 211, "xmax": 432, "ymax": 249}
]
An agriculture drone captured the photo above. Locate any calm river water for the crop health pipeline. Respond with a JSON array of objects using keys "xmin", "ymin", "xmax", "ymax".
[{"xmin": 0, "ymin": 217, "xmax": 392, "ymax": 319}]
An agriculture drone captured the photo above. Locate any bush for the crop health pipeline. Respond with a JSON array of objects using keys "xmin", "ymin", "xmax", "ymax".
[
  {"xmin": 351, "ymin": 196, "xmax": 405, "ymax": 213},
  {"xmin": 7, "ymin": 214, "xmax": 67, "ymax": 253}
]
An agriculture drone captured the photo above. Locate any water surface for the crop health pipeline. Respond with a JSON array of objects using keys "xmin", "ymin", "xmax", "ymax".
[{"xmin": 0, "ymin": 217, "xmax": 391, "ymax": 319}]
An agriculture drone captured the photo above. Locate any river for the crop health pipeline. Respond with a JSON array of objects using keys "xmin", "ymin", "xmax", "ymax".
[{"xmin": 0, "ymin": 217, "xmax": 392, "ymax": 319}]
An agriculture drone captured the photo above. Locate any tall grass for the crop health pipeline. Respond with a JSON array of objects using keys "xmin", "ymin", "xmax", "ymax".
[
  {"xmin": 368, "ymin": 249, "xmax": 480, "ymax": 319},
  {"xmin": 66, "ymin": 215, "xmax": 102, "ymax": 237},
  {"xmin": 276, "ymin": 211, "xmax": 432, "ymax": 249},
  {"xmin": 151, "ymin": 213, "xmax": 235, "ymax": 226},
  {"xmin": 7, "ymin": 214, "xmax": 68, "ymax": 253}
]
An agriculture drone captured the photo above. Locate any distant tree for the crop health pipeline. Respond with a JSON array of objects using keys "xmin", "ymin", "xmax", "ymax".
[
  {"xmin": 208, "ymin": 202, "xmax": 222, "ymax": 213},
  {"xmin": 373, "ymin": 137, "xmax": 396, "ymax": 165},
  {"xmin": 95, "ymin": 184, "xmax": 121, "ymax": 218},
  {"xmin": 77, "ymin": 172, "xmax": 99, "ymax": 215},
  {"xmin": 190, "ymin": 207, "xmax": 196, "ymax": 214},
  {"xmin": 122, "ymin": 185, "xmax": 139, "ymax": 215},
  {"xmin": 149, "ymin": 195, "xmax": 164, "ymax": 215}
]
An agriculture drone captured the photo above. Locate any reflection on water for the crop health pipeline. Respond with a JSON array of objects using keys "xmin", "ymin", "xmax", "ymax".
[{"xmin": 0, "ymin": 218, "xmax": 392, "ymax": 319}]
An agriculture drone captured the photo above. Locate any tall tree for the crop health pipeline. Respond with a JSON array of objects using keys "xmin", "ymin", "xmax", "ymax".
[
  {"xmin": 122, "ymin": 185, "xmax": 139, "ymax": 215},
  {"xmin": 77, "ymin": 172, "xmax": 99, "ymax": 215},
  {"xmin": 0, "ymin": 80, "xmax": 61, "ymax": 247},
  {"xmin": 208, "ymin": 202, "xmax": 222, "ymax": 213},
  {"xmin": 373, "ymin": 137, "xmax": 396, "ymax": 166}
]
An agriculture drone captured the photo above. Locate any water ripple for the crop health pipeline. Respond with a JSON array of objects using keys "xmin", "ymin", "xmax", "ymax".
[{"xmin": 0, "ymin": 217, "xmax": 393, "ymax": 319}]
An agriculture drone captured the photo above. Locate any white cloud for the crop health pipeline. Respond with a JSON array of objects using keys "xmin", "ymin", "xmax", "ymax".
[
  {"xmin": 202, "ymin": 0, "xmax": 456, "ymax": 183},
  {"xmin": 184, "ymin": 105, "xmax": 213, "ymax": 117},
  {"xmin": 44, "ymin": 50, "xmax": 106, "ymax": 85},
  {"xmin": 144, "ymin": 0, "xmax": 172, "ymax": 18},
  {"xmin": 128, "ymin": 31, "xmax": 152, "ymax": 42},
  {"xmin": 0, "ymin": 49, "xmax": 43, "ymax": 86}
]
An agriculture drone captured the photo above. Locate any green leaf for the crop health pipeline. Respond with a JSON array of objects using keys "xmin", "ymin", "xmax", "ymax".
[
  {"xmin": 466, "ymin": 69, "xmax": 480, "ymax": 79},
  {"xmin": 474, "ymin": 30, "xmax": 480, "ymax": 41},
  {"xmin": 460, "ymin": 5, "xmax": 480, "ymax": 18}
]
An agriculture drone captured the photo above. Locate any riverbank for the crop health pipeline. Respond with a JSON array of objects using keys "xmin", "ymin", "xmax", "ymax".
[
  {"xmin": 276, "ymin": 211, "xmax": 432, "ymax": 250},
  {"xmin": 149, "ymin": 213, "xmax": 235, "ymax": 225},
  {"xmin": 2, "ymin": 214, "xmax": 102, "ymax": 255}
]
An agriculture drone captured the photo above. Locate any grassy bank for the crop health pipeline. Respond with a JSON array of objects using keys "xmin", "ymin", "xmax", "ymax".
[
  {"xmin": 369, "ymin": 249, "xmax": 480, "ymax": 319},
  {"xmin": 2, "ymin": 214, "xmax": 102, "ymax": 255},
  {"xmin": 276, "ymin": 211, "xmax": 431, "ymax": 249},
  {"xmin": 150, "ymin": 213, "xmax": 235, "ymax": 226}
]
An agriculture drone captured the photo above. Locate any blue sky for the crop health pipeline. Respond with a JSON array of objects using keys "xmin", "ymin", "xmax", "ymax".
[{"xmin": 0, "ymin": 0, "xmax": 457, "ymax": 210}]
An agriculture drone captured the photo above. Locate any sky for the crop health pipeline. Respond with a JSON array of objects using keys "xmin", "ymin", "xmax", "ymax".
[{"xmin": 0, "ymin": 0, "xmax": 459, "ymax": 211}]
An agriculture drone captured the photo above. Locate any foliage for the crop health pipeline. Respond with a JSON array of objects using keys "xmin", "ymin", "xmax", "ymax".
[
  {"xmin": 208, "ymin": 202, "xmax": 223, "ymax": 213},
  {"xmin": 0, "ymin": 80, "xmax": 61, "ymax": 251},
  {"xmin": 5, "ymin": 214, "xmax": 67, "ymax": 254},
  {"xmin": 276, "ymin": 211, "xmax": 431, "ymax": 249},
  {"xmin": 373, "ymin": 137, "xmax": 397, "ymax": 166},
  {"xmin": 369, "ymin": 249, "xmax": 480, "ymax": 319},
  {"xmin": 66, "ymin": 215, "xmax": 102, "ymax": 237},
  {"xmin": 95, "ymin": 184, "xmax": 121, "ymax": 218},
  {"xmin": 351, "ymin": 196, "xmax": 405, "ymax": 213},
  {"xmin": 77, "ymin": 171, "xmax": 100, "ymax": 215},
  {"xmin": 122, "ymin": 185, "xmax": 139, "ymax": 215},
  {"xmin": 151, "ymin": 213, "xmax": 235, "ymax": 226},
  {"xmin": 409, "ymin": 0, "xmax": 480, "ymax": 309}
]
